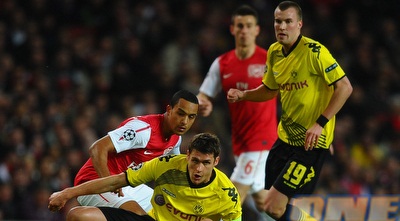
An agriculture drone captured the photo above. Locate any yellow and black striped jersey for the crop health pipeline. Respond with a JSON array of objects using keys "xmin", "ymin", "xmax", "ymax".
[
  {"xmin": 126, "ymin": 154, "xmax": 242, "ymax": 221},
  {"xmin": 263, "ymin": 36, "xmax": 346, "ymax": 149}
]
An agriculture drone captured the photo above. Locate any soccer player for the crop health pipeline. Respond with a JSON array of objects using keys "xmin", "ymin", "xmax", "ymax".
[
  {"xmin": 227, "ymin": 1, "xmax": 353, "ymax": 220},
  {"xmin": 48, "ymin": 133, "xmax": 242, "ymax": 221},
  {"xmin": 197, "ymin": 4, "xmax": 278, "ymax": 216},
  {"xmin": 73, "ymin": 89, "xmax": 199, "ymax": 214}
]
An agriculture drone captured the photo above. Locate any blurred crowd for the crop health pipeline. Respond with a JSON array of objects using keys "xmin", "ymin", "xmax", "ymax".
[{"xmin": 0, "ymin": 0, "xmax": 399, "ymax": 220}]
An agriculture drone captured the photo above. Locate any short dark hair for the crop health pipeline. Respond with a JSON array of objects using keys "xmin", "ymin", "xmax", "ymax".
[
  {"xmin": 277, "ymin": 1, "xmax": 302, "ymax": 21},
  {"xmin": 170, "ymin": 89, "xmax": 199, "ymax": 107},
  {"xmin": 188, "ymin": 133, "xmax": 221, "ymax": 159},
  {"xmin": 232, "ymin": 5, "xmax": 259, "ymax": 24}
]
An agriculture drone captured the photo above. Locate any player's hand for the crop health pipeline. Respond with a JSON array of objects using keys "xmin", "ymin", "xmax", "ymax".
[
  {"xmin": 48, "ymin": 191, "xmax": 68, "ymax": 212},
  {"xmin": 227, "ymin": 89, "xmax": 244, "ymax": 103},
  {"xmin": 197, "ymin": 96, "xmax": 213, "ymax": 117},
  {"xmin": 113, "ymin": 188, "xmax": 124, "ymax": 197},
  {"xmin": 304, "ymin": 123, "xmax": 323, "ymax": 151}
]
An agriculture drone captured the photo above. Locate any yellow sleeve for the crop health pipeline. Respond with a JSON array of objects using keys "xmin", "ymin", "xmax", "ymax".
[
  {"xmin": 125, "ymin": 157, "xmax": 158, "ymax": 187},
  {"xmin": 262, "ymin": 46, "xmax": 279, "ymax": 90}
]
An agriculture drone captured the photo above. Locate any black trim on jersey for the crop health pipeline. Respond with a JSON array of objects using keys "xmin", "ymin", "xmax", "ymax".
[
  {"xmin": 328, "ymin": 75, "xmax": 346, "ymax": 86},
  {"xmin": 283, "ymin": 35, "xmax": 302, "ymax": 57},
  {"xmin": 262, "ymin": 83, "xmax": 279, "ymax": 91},
  {"xmin": 186, "ymin": 167, "xmax": 216, "ymax": 188},
  {"xmin": 124, "ymin": 171, "xmax": 133, "ymax": 187}
]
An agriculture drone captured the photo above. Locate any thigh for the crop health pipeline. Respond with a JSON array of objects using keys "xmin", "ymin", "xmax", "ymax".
[
  {"xmin": 265, "ymin": 139, "xmax": 289, "ymax": 190},
  {"xmin": 231, "ymin": 151, "xmax": 268, "ymax": 188},
  {"xmin": 67, "ymin": 206, "xmax": 108, "ymax": 221},
  {"xmin": 77, "ymin": 184, "xmax": 153, "ymax": 212},
  {"xmin": 98, "ymin": 207, "xmax": 155, "ymax": 221},
  {"xmin": 273, "ymin": 147, "xmax": 328, "ymax": 198}
]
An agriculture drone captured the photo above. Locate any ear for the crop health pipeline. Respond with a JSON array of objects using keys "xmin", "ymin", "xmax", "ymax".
[
  {"xmin": 186, "ymin": 150, "xmax": 190, "ymax": 159},
  {"xmin": 255, "ymin": 25, "xmax": 260, "ymax": 36},
  {"xmin": 214, "ymin": 156, "xmax": 220, "ymax": 166},
  {"xmin": 230, "ymin": 24, "xmax": 235, "ymax": 35},
  {"xmin": 166, "ymin": 105, "xmax": 172, "ymax": 115},
  {"xmin": 298, "ymin": 20, "xmax": 303, "ymax": 29}
]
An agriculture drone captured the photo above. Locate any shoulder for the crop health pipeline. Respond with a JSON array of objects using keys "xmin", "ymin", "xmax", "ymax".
[
  {"xmin": 213, "ymin": 169, "xmax": 241, "ymax": 206},
  {"xmin": 214, "ymin": 168, "xmax": 237, "ymax": 191},
  {"xmin": 219, "ymin": 49, "xmax": 237, "ymax": 63},
  {"xmin": 269, "ymin": 42, "xmax": 282, "ymax": 51},
  {"xmin": 136, "ymin": 114, "xmax": 163, "ymax": 123},
  {"xmin": 255, "ymin": 45, "xmax": 267, "ymax": 54},
  {"xmin": 155, "ymin": 154, "xmax": 185, "ymax": 166},
  {"xmin": 300, "ymin": 36, "xmax": 329, "ymax": 52}
]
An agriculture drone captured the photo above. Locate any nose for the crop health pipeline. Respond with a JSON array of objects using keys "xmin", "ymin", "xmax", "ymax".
[
  {"xmin": 181, "ymin": 116, "xmax": 189, "ymax": 125},
  {"xmin": 279, "ymin": 22, "xmax": 286, "ymax": 30},
  {"xmin": 196, "ymin": 163, "xmax": 204, "ymax": 172}
]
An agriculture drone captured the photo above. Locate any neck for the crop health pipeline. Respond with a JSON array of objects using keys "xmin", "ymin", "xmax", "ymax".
[{"xmin": 236, "ymin": 44, "xmax": 256, "ymax": 60}]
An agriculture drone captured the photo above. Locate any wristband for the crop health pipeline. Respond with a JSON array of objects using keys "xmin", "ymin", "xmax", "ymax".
[{"xmin": 316, "ymin": 115, "xmax": 329, "ymax": 127}]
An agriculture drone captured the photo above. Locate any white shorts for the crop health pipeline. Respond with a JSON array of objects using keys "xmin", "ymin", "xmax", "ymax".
[
  {"xmin": 230, "ymin": 150, "xmax": 269, "ymax": 194},
  {"xmin": 77, "ymin": 184, "xmax": 153, "ymax": 212}
]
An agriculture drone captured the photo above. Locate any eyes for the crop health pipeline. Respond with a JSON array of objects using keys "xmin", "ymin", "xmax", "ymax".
[
  {"xmin": 236, "ymin": 23, "xmax": 255, "ymax": 29},
  {"xmin": 176, "ymin": 110, "xmax": 197, "ymax": 119},
  {"xmin": 191, "ymin": 158, "xmax": 211, "ymax": 166},
  {"xmin": 275, "ymin": 19, "xmax": 294, "ymax": 25}
]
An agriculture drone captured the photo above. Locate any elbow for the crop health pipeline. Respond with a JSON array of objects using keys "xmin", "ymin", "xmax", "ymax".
[
  {"xmin": 88, "ymin": 143, "xmax": 100, "ymax": 158},
  {"xmin": 346, "ymin": 83, "xmax": 353, "ymax": 99}
]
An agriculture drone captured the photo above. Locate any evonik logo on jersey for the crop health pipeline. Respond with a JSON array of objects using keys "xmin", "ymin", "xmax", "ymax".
[
  {"xmin": 278, "ymin": 80, "xmax": 309, "ymax": 91},
  {"xmin": 165, "ymin": 203, "xmax": 203, "ymax": 221},
  {"xmin": 291, "ymin": 194, "xmax": 400, "ymax": 221}
]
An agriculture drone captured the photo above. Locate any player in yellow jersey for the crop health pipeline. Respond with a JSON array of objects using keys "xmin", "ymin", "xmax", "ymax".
[
  {"xmin": 48, "ymin": 133, "xmax": 242, "ymax": 221},
  {"xmin": 227, "ymin": 1, "xmax": 353, "ymax": 221}
]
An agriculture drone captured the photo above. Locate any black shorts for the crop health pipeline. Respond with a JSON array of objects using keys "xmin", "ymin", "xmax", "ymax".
[
  {"xmin": 98, "ymin": 207, "xmax": 155, "ymax": 221},
  {"xmin": 265, "ymin": 139, "xmax": 329, "ymax": 198}
]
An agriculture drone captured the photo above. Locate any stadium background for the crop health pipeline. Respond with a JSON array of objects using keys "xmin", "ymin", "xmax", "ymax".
[{"xmin": 0, "ymin": 0, "xmax": 399, "ymax": 220}]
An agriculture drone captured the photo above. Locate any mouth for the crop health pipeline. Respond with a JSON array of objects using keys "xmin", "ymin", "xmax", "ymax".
[
  {"xmin": 193, "ymin": 174, "xmax": 202, "ymax": 181},
  {"xmin": 177, "ymin": 126, "xmax": 186, "ymax": 132},
  {"xmin": 277, "ymin": 33, "xmax": 286, "ymax": 38}
]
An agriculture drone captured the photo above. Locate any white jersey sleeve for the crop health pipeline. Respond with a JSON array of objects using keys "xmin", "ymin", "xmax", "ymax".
[
  {"xmin": 107, "ymin": 119, "xmax": 151, "ymax": 153},
  {"xmin": 199, "ymin": 58, "xmax": 221, "ymax": 98}
]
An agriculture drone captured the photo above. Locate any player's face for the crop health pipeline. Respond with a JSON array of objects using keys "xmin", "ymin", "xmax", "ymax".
[
  {"xmin": 166, "ymin": 98, "xmax": 198, "ymax": 135},
  {"xmin": 274, "ymin": 7, "xmax": 302, "ymax": 50},
  {"xmin": 230, "ymin": 15, "xmax": 259, "ymax": 48},
  {"xmin": 187, "ymin": 149, "xmax": 219, "ymax": 185}
]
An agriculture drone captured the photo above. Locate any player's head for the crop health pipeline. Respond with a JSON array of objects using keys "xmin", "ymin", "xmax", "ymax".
[
  {"xmin": 274, "ymin": 1, "xmax": 303, "ymax": 48},
  {"xmin": 170, "ymin": 89, "xmax": 199, "ymax": 107},
  {"xmin": 165, "ymin": 90, "xmax": 199, "ymax": 136},
  {"xmin": 186, "ymin": 133, "xmax": 221, "ymax": 185},
  {"xmin": 230, "ymin": 5, "xmax": 260, "ymax": 48}
]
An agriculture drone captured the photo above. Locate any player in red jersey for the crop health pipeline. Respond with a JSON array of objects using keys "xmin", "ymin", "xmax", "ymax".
[
  {"xmin": 197, "ymin": 5, "xmax": 278, "ymax": 218},
  {"xmin": 73, "ymin": 89, "xmax": 199, "ymax": 215}
]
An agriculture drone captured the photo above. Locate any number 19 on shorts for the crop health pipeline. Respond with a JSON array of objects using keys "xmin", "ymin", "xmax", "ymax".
[{"xmin": 283, "ymin": 161, "xmax": 315, "ymax": 189}]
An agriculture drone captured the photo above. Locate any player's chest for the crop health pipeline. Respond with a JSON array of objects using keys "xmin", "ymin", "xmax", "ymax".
[
  {"xmin": 220, "ymin": 63, "xmax": 265, "ymax": 91},
  {"xmin": 272, "ymin": 54, "xmax": 312, "ymax": 84}
]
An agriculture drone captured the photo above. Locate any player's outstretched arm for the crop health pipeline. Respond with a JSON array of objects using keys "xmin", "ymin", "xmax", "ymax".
[
  {"xmin": 227, "ymin": 84, "xmax": 278, "ymax": 103},
  {"xmin": 48, "ymin": 173, "xmax": 127, "ymax": 212}
]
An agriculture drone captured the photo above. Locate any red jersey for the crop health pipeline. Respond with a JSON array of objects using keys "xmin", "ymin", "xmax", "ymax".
[
  {"xmin": 74, "ymin": 114, "xmax": 181, "ymax": 185},
  {"xmin": 199, "ymin": 46, "xmax": 278, "ymax": 155}
]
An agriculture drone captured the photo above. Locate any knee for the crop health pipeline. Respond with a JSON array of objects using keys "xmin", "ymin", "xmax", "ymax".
[
  {"xmin": 66, "ymin": 207, "xmax": 92, "ymax": 221},
  {"xmin": 66, "ymin": 207, "xmax": 81, "ymax": 221}
]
